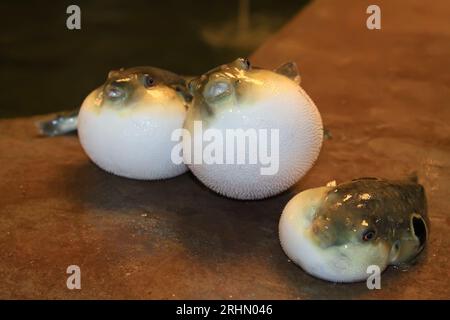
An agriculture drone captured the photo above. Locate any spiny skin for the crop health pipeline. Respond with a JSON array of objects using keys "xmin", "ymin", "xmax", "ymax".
[
  {"xmin": 77, "ymin": 66, "xmax": 191, "ymax": 180},
  {"xmin": 279, "ymin": 177, "xmax": 429, "ymax": 283},
  {"xmin": 183, "ymin": 58, "xmax": 323, "ymax": 200}
]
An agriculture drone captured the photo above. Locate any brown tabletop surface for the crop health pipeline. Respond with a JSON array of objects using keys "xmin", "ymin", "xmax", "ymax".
[{"xmin": 1, "ymin": 0, "xmax": 449, "ymax": 299}]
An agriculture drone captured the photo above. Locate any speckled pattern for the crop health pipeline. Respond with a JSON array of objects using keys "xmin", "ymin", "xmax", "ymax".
[{"xmin": 0, "ymin": 0, "xmax": 449, "ymax": 299}]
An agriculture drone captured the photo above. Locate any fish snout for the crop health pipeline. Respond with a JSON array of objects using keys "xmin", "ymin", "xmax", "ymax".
[
  {"xmin": 104, "ymin": 81, "xmax": 127, "ymax": 100},
  {"xmin": 202, "ymin": 77, "xmax": 234, "ymax": 104}
]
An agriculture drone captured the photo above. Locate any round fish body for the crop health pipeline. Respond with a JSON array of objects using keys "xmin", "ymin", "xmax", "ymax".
[
  {"xmin": 78, "ymin": 67, "xmax": 191, "ymax": 180},
  {"xmin": 279, "ymin": 178, "xmax": 429, "ymax": 282},
  {"xmin": 183, "ymin": 58, "xmax": 323, "ymax": 200}
]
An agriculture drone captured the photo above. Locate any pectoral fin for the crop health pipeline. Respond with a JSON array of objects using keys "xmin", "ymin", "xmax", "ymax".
[{"xmin": 274, "ymin": 62, "xmax": 301, "ymax": 84}]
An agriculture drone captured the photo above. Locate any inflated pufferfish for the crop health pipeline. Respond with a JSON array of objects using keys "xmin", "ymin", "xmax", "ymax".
[
  {"xmin": 183, "ymin": 58, "xmax": 323, "ymax": 200},
  {"xmin": 78, "ymin": 66, "xmax": 191, "ymax": 180},
  {"xmin": 279, "ymin": 177, "xmax": 429, "ymax": 283}
]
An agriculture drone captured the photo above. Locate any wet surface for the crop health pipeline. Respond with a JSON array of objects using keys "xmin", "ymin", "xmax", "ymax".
[{"xmin": 1, "ymin": 0, "xmax": 449, "ymax": 299}]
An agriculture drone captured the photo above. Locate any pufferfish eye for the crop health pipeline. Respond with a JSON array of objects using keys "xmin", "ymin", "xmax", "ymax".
[
  {"xmin": 362, "ymin": 229, "xmax": 376, "ymax": 241},
  {"xmin": 143, "ymin": 74, "xmax": 155, "ymax": 88},
  {"xmin": 241, "ymin": 58, "xmax": 251, "ymax": 70}
]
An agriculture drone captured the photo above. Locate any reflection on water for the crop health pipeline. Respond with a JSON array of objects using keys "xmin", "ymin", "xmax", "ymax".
[{"xmin": 0, "ymin": 0, "xmax": 309, "ymax": 118}]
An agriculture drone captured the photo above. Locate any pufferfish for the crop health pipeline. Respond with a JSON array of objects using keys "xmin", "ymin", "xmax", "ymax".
[
  {"xmin": 77, "ymin": 66, "xmax": 191, "ymax": 180},
  {"xmin": 183, "ymin": 58, "xmax": 323, "ymax": 200},
  {"xmin": 279, "ymin": 177, "xmax": 429, "ymax": 283}
]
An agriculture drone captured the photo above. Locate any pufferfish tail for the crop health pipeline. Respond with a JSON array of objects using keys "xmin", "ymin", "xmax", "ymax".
[{"xmin": 36, "ymin": 108, "xmax": 79, "ymax": 136}]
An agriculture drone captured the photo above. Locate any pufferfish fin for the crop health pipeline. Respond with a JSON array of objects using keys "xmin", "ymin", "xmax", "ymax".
[
  {"xmin": 274, "ymin": 62, "xmax": 301, "ymax": 84},
  {"xmin": 326, "ymin": 180, "xmax": 337, "ymax": 187}
]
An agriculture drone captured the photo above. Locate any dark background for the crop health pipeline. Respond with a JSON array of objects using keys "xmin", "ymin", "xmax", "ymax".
[{"xmin": 0, "ymin": 0, "xmax": 309, "ymax": 118}]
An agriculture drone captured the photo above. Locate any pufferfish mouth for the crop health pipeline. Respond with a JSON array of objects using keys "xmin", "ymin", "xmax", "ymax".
[{"xmin": 279, "ymin": 186, "xmax": 390, "ymax": 283}]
